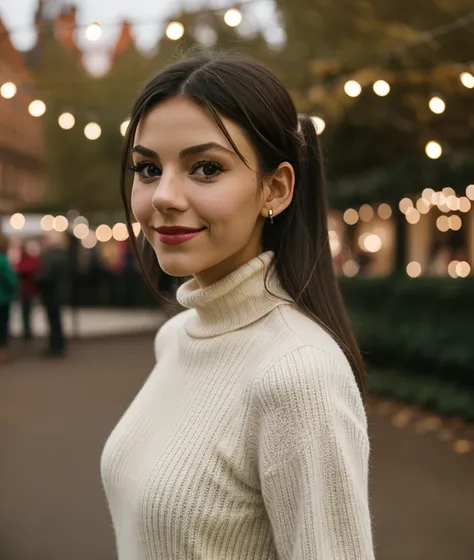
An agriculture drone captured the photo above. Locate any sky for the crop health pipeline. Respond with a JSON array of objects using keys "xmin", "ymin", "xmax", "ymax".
[{"xmin": 0, "ymin": 0, "xmax": 281, "ymax": 54}]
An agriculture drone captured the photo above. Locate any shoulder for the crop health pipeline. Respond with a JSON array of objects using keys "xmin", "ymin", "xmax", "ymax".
[
  {"xmin": 153, "ymin": 308, "xmax": 193, "ymax": 360},
  {"xmin": 255, "ymin": 308, "xmax": 365, "ymax": 424},
  {"xmin": 276, "ymin": 305, "xmax": 348, "ymax": 361}
]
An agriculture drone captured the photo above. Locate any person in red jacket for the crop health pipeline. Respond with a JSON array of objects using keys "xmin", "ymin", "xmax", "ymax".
[{"xmin": 16, "ymin": 241, "xmax": 40, "ymax": 342}]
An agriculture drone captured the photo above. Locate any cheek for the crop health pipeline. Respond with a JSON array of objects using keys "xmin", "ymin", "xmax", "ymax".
[
  {"xmin": 130, "ymin": 184, "xmax": 152, "ymax": 224},
  {"xmin": 200, "ymin": 177, "xmax": 261, "ymax": 225}
]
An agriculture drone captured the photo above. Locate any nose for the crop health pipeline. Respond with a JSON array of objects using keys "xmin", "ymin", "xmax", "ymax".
[{"xmin": 151, "ymin": 171, "xmax": 188, "ymax": 213}]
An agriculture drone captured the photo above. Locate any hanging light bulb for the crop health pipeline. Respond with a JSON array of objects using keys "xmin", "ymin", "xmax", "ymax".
[
  {"xmin": 166, "ymin": 22, "xmax": 184, "ymax": 40},
  {"xmin": 120, "ymin": 120, "xmax": 130, "ymax": 137},
  {"xmin": 96, "ymin": 224, "xmax": 112, "ymax": 242},
  {"xmin": 429, "ymin": 96, "xmax": 446, "ymax": 114},
  {"xmin": 224, "ymin": 8, "xmax": 242, "ymax": 27},
  {"xmin": 310, "ymin": 116, "xmax": 326, "ymax": 135},
  {"xmin": 84, "ymin": 122, "xmax": 101, "ymax": 140},
  {"xmin": 85, "ymin": 23, "xmax": 102, "ymax": 41},
  {"xmin": 425, "ymin": 141, "xmax": 442, "ymax": 159},
  {"xmin": 344, "ymin": 80, "xmax": 362, "ymax": 97},
  {"xmin": 406, "ymin": 262, "xmax": 422, "ymax": 278},
  {"xmin": 460, "ymin": 72, "xmax": 474, "ymax": 89},
  {"xmin": 58, "ymin": 112, "xmax": 75, "ymax": 130},
  {"xmin": 373, "ymin": 80, "xmax": 390, "ymax": 96},
  {"xmin": 10, "ymin": 213, "xmax": 26, "ymax": 230},
  {"xmin": 1, "ymin": 81, "xmax": 17, "ymax": 99},
  {"xmin": 28, "ymin": 100, "xmax": 46, "ymax": 117}
]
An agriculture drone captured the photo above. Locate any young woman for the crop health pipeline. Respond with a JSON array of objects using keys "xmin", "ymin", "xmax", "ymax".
[{"xmin": 101, "ymin": 52, "xmax": 375, "ymax": 559}]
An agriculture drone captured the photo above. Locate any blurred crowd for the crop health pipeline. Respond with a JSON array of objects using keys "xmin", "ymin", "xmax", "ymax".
[{"xmin": 0, "ymin": 231, "xmax": 70, "ymax": 363}]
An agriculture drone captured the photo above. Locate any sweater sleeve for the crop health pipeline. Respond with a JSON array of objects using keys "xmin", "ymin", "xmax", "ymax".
[{"xmin": 256, "ymin": 346, "xmax": 374, "ymax": 560}]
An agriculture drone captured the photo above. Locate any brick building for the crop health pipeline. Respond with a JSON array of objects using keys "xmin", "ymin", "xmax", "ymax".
[{"xmin": 0, "ymin": 17, "xmax": 45, "ymax": 215}]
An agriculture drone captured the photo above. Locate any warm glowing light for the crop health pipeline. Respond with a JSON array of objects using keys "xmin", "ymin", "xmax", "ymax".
[
  {"xmin": 456, "ymin": 261, "xmax": 471, "ymax": 278},
  {"xmin": 85, "ymin": 23, "xmax": 102, "ymax": 41},
  {"xmin": 166, "ymin": 21, "xmax": 184, "ymax": 40},
  {"xmin": 448, "ymin": 260, "xmax": 459, "ymax": 278},
  {"xmin": 436, "ymin": 215, "xmax": 449, "ymax": 232},
  {"xmin": 224, "ymin": 8, "xmax": 242, "ymax": 27},
  {"xmin": 120, "ymin": 119, "xmax": 130, "ymax": 137},
  {"xmin": 460, "ymin": 72, "xmax": 474, "ymax": 89},
  {"xmin": 359, "ymin": 204, "xmax": 374, "ymax": 222},
  {"xmin": 53, "ymin": 215, "xmax": 68, "ymax": 232},
  {"xmin": 442, "ymin": 187, "xmax": 455, "ymax": 197},
  {"xmin": 406, "ymin": 208, "xmax": 421, "ymax": 224},
  {"xmin": 373, "ymin": 80, "xmax": 390, "ymax": 96},
  {"xmin": 96, "ymin": 224, "xmax": 112, "ymax": 242},
  {"xmin": 407, "ymin": 261, "xmax": 422, "ymax": 278},
  {"xmin": 41, "ymin": 215, "xmax": 54, "ymax": 231},
  {"xmin": 448, "ymin": 215, "xmax": 462, "ymax": 231},
  {"xmin": 377, "ymin": 203, "xmax": 392, "ymax": 219},
  {"xmin": 1, "ymin": 81, "xmax": 17, "ymax": 99},
  {"xmin": 425, "ymin": 141, "xmax": 442, "ymax": 159},
  {"xmin": 311, "ymin": 116, "xmax": 326, "ymax": 135},
  {"xmin": 328, "ymin": 230, "xmax": 341, "ymax": 257},
  {"xmin": 58, "ymin": 112, "xmax": 75, "ymax": 130},
  {"xmin": 343, "ymin": 208, "xmax": 359, "ymax": 225},
  {"xmin": 73, "ymin": 223, "xmax": 89, "ymax": 239},
  {"xmin": 399, "ymin": 198, "xmax": 413, "ymax": 214},
  {"xmin": 416, "ymin": 198, "xmax": 430, "ymax": 214},
  {"xmin": 10, "ymin": 213, "xmax": 25, "ymax": 230},
  {"xmin": 422, "ymin": 188, "xmax": 435, "ymax": 202},
  {"xmin": 429, "ymin": 96, "xmax": 445, "ymax": 114},
  {"xmin": 82, "ymin": 231, "xmax": 97, "ymax": 249},
  {"xmin": 28, "ymin": 100, "xmax": 46, "ymax": 117},
  {"xmin": 363, "ymin": 234, "xmax": 382, "ymax": 253},
  {"xmin": 446, "ymin": 196, "xmax": 460, "ymax": 211},
  {"xmin": 459, "ymin": 197, "xmax": 471, "ymax": 213},
  {"xmin": 132, "ymin": 222, "xmax": 141, "ymax": 236},
  {"xmin": 343, "ymin": 260, "xmax": 359, "ymax": 277},
  {"xmin": 466, "ymin": 184, "xmax": 474, "ymax": 200},
  {"xmin": 344, "ymin": 80, "xmax": 362, "ymax": 97},
  {"xmin": 112, "ymin": 222, "xmax": 129, "ymax": 242},
  {"xmin": 84, "ymin": 122, "xmax": 101, "ymax": 140}
]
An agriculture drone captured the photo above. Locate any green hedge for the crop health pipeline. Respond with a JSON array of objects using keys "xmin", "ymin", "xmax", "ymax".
[{"xmin": 339, "ymin": 275, "xmax": 474, "ymax": 416}]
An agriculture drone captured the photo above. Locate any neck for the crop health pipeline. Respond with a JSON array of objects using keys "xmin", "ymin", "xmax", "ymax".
[{"xmin": 176, "ymin": 251, "xmax": 293, "ymax": 337}]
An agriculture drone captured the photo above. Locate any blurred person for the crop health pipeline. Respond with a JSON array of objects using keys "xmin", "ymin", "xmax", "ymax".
[
  {"xmin": 36, "ymin": 231, "xmax": 71, "ymax": 357},
  {"xmin": 101, "ymin": 52, "xmax": 374, "ymax": 560},
  {"xmin": 16, "ymin": 240, "xmax": 41, "ymax": 342},
  {"xmin": 0, "ymin": 234, "xmax": 18, "ymax": 362}
]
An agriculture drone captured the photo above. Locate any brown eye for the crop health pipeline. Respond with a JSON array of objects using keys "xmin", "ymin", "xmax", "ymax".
[
  {"xmin": 130, "ymin": 163, "xmax": 161, "ymax": 179},
  {"xmin": 192, "ymin": 161, "xmax": 223, "ymax": 179}
]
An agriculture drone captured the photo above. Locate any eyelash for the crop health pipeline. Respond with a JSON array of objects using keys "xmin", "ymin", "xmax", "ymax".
[{"xmin": 128, "ymin": 160, "xmax": 224, "ymax": 182}]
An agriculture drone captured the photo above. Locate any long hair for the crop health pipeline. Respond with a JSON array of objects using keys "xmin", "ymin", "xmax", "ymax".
[{"xmin": 120, "ymin": 51, "xmax": 367, "ymax": 398}]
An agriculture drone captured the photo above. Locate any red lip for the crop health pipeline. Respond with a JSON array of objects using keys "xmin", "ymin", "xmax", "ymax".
[
  {"xmin": 154, "ymin": 226, "xmax": 204, "ymax": 234},
  {"xmin": 153, "ymin": 225, "xmax": 206, "ymax": 246}
]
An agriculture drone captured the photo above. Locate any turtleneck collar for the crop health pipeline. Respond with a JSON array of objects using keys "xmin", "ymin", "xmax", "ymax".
[{"xmin": 176, "ymin": 251, "xmax": 294, "ymax": 338}]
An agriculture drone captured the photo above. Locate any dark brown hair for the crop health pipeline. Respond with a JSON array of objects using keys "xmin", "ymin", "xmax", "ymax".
[{"xmin": 120, "ymin": 51, "xmax": 367, "ymax": 398}]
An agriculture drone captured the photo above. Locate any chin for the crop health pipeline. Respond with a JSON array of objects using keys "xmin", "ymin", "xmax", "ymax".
[{"xmin": 155, "ymin": 250, "xmax": 203, "ymax": 278}]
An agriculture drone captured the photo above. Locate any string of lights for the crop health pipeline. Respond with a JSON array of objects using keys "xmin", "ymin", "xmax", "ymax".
[{"xmin": 2, "ymin": 4, "xmax": 474, "ymax": 152}]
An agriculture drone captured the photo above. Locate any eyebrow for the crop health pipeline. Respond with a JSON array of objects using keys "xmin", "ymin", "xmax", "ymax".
[{"xmin": 131, "ymin": 142, "xmax": 235, "ymax": 160}]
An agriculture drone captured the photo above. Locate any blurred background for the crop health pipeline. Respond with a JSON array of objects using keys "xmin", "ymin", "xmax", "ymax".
[{"xmin": 0, "ymin": 0, "xmax": 473, "ymax": 559}]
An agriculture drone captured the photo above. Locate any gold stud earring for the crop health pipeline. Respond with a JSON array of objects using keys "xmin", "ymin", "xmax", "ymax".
[{"xmin": 268, "ymin": 209, "xmax": 274, "ymax": 224}]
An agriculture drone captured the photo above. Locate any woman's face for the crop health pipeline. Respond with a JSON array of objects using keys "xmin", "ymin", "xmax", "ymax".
[{"xmin": 130, "ymin": 96, "xmax": 267, "ymax": 286}]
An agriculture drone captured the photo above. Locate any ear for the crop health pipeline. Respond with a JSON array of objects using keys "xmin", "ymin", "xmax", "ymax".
[{"xmin": 261, "ymin": 162, "xmax": 295, "ymax": 218}]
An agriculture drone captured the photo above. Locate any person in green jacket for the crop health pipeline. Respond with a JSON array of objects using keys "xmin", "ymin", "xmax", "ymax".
[{"xmin": 0, "ymin": 234, "xmax": 18, "ymax": 362}]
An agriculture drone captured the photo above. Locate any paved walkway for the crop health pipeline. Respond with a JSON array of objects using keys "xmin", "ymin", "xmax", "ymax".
[
  {"xmin": 1, "ymin": 335, "xmax": 473, "ymax": 560},
  {"xmin": 9, "ymin": 302, "xmax": 167, "ymax": 339}
]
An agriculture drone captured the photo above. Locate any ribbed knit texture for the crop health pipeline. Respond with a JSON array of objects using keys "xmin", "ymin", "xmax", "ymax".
[{"xmin": 101, "ymin": 251, "xmax": 375, "ymax": 559}]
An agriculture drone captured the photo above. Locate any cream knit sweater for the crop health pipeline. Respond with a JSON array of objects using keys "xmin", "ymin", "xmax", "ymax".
[{"xmin": 101, "ymin": 251, "xmax": 374, "ymax": 559}]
